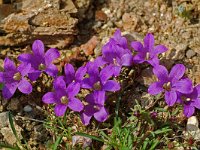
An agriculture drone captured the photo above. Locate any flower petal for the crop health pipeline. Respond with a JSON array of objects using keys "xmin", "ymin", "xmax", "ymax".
[
  {"xmin": 64, "ymin": 64, "xmax": 75, "ymax": 84},
  {"xmin": 174, "ymin": 78, "xmax": 193, "ymax": 94},
  {"xmin": 94, "ymin": 107, "xmax": 108, "ymax": 122},
  {"xmin": 18, "ymin": 53, "xmax": 33, "ymax": 63},
  {"xmin": 68, "ymin": 97, "xmax": 83, "ymax": 112},
  {"xmin": 44, "ymin": 48, "xmax": 60, "ymax": 65},
  {"xmin": 193, "ymin": 98, "xmax": 200, "ymax": 109},
  {"xmin": 42, "ymin": 92, "xmax": 57, "ymax": 104},
  {"xmin": 82, "ymin": 78, "xmax": 95, "ymax": 89},
  {"xmin": 113, "ymin": 29, "xmax": 127, "ymax": 48},
  {"xmin": 28, "ymin": 70, "xmax": 42, "ymax": 81},
  {"xmin": 144, "ymin": 33, "xmax": 154, "ymax": 52},
  {"xmin": 169, "ymin": 64, "xmax": 185, "ymax": 81},
  {"xmin": 153, "ymin": 65, "xmax": 168, "ymax": 81},
  {"xmin": 66, "ymin": 82, "xmax": 80, "ymax": 98},
  {"xmin": 184, "ymin": 105, "xmax": 195, "ymax": 118},
  {"xmin": 152, "ymin": 45, "xmax": 168, "ymax": 57},
  {"xmin": 102, "ymin": 80, "xmax": 120, "ymax": 92},
  {"xmin": 0, "ymin": 72, "xmax": 3, "ymax": 82},
  {"xmin": 147, "ymin": 57, "xmax": 160, "ymax": 67},
  {"xmin": 32, "ymin": 40, "xmax": 44, "ymax": 56},
  {"xmin": 4, "ymin": 58, "xmax": 16, "ymax": 72},
  {"xmin": 53, "ymin": 76, "xmax": 66, "ymax": 90},
  {"xmin": 131, "ymin": 41, "xmax": 143, "ymax": 51},
  {"xmin": 17, "ymin": 63, "xmax": 31, "ymax": 77},
  {"xmin": 2, "ymin": 82, "xmax": 18, "ymax": 99},
  {"xmin": 148, "ymin": 81, "xmax": 163, "ymax": 95},
  {"xmin": 121, "ymin": 54, "xmax": 133, "ymax": 66},
  {"xmin": 100, "ymin": 65, "xmax": 114, "ymax": 84},
  {"xmin": 93, "ymin": 56, "xmax": 107, "ymax": 67},
  {"xmin": 133, "ymin": 53, "xmax": 145, "ymax": 64},
  {"xmin": 94, "ymin": 90, "xmax": 106, "ymax": 105},
  {"xmin": 18, "ymin": 79, "xmax": 32, "ymax": 94},
  {"xmin": 165, "ymin": 90, "xmax": 177, "ymax": 106},
  {"xmin": 45, "ymin": 64, "xmax": 58, "ymax": 77},
  {"xmin": 54, "ymin": 104, "xmax": 67, "ymax": 116},
  {"xmin": 81, "ymin": 112, "xmax": 92, "ymax": 126},
  {"xmin": 75, "ymin": 66, "xmax": 87, "ymax": 82}
]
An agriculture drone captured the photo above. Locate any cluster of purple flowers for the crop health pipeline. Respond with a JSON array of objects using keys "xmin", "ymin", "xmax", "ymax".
[{"xmin": 0, "ymin": 29, "xmax": 199, "ymax": 126}]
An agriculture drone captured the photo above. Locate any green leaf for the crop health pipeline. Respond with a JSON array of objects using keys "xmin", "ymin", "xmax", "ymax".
[
  {"xmin": 149, "ymin": 139, "xmax": 159, "ymax": 150},
  {"xmin": 0, "ymin": 142, "xmax": 20, "ymax": 150},
  {"xmin": 8, "ymin": 112, "xmax": 20, "ymax": 142},
  {"xmin": 53, "ymin": 136, "xmax": 62, "ymax": 150},
  {"xmin": 75, "ymin": 132, "xmax": 104, "ymax": 142},
  {"xmin": 0, "ymin": 83, "xmax": 4, "ymax": 90}
]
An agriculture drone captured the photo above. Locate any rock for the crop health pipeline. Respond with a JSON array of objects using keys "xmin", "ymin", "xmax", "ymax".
[
  {"xmin": 7, "ymin": 98, "xmax": 20, "ymax": 111},
  {"xmin": 186, "ymin": 49, "xmax": 196, "ymax": 58},
  {"xmin": 185, "ymin": 116, "xmax": 200, "ymax": 140},
  {"xmin": 23, "ymin": 105, "xmax": 33, "ymax": 112},
  {"xmin": 95, "ymin": 10, "xmax": 107, "ymax": 21},
  {"xmin": 81, "ymin": 36, "xmax": 99, "ymax": 56},
  {"xmin": 72, "ymin": 135, "xmax": 92, "ymax": 148}
]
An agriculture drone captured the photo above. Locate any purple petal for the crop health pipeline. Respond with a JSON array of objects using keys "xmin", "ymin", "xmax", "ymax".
[
  {"xmin": 94, "ymin": 107, "xmax": 108, "ymax": 122},
  {"xmin": 44, "ymin": 48, "xmax": 60, "ymax": 65},
  {"xmin": 112, "ymin": 65, "xmax": 121, "ymax": 76},
  {"xmin": 32, "ymin": 40, "xmax": 45, "ymax": 56},
  {"xmin": 4, "ymin": 58, "xmax": 16, "ymax": 72},
  {"xmin": 173, "ymin": 78, "xmax": 193, "ymax": 94},
  {"xmin": 81, "ymin": 112, "xmax": 92, "ymax": 125},
  {"xmin": 113, "ymin": 29, "xmax": 127, "ymax": 48},
  {"xmin": 100, "ymin": 65, "xmax": 114, "ymax": 84},
  {"xmin": 193, "ymin": 98, "xmax": 200, "ymax": 109},
  {"xmin": 53, "ymin": 76, "xmax": 66, "ymax": 90},
  {"xmin": 153, "ymin": 65, "xmax": 168, "ymax": 81},
  {"xmin": 94, "ymin": 90, "xmax": 106, "ymax": 105},
  {"xmin": 133, "ymin": 53, "xmax": 145, "ymax": 64},
  {"xmin": 169, "ymin": 64, "xmax": 185, "ymax": 81},
  {"xmin": 82, "ymin": 78, "xmax": 95, "ymax": 89},
  {"xmin": 28, "ymin": 70, "xmax": 42, "ymax": 81},
  {"xmin": 144, "ymin": 33, "xmax": 154, "ymax": 52},
  {"xmin": 93, "ymin": 56, "xmax": 107, "ymax": 67},
  {"xmin": 184, "ymin": 105, "xmax": 195, "ymax": 117},
  {"xmin": 148, "ymin": 81, "xmax": 163, "ymax": 95},
  {"xmin": 68, "ymin": 97, "xmax": 83, "ymax": 112},
  {"xmin": 18, "ymin": 78, "xmax": 32, "ymax": 94},
  {"xmin": 196, "ymin": 84, "xmax": 200, "ymax": 96},
  {"xmin": 75, "ymin": 66, "xmax": 87, "ymax": 82},
  {"xmin": 64, "ymin": 64, "xmax": 75, "ymax": 84},
  {"xmin": 121, "ymin": 54, "xmax": 133, "ymax": 66},
  {"xmin": 54, "ymin": 104, "xmax": 67, "ymax": 116},
  {"xmin": 45, "ymin": 64, "xmax": 58, "ymax": 77},
  {"xmin": 131, "ymin": 41, "xmax": 143, "ymax": 51},
  {"xmin": 42, "ymin": 92, "xmax": 57, "ymax": 104},
  {"xmin": 18, "ymin": 53, "xmax": 33, "ymax": 63},
  {"xmin": 147, "ymin": 57, "xmax": 160, "ymax": 67},
  {"xmin": 66, "ymin": 82, "xmax": 80, "ymax": 98},
  {"xmin": 102, "ymin": 80, "xmax": 120, "ymax": 92},
  {"xmin": 152, "ymin": 45, "xmax": 168, "ymax": 57},
  {"xmin": 0, "ymin": 72, "xmax": 3, "ymax": 82},
  {"xmin": 165, "ymin": 90, "xmax": 177, "ymax": 106},
  {"xmin": 17, "ymin": 63, "xmax": 31, "ymax": 77},
  {"xmin": 2, "ymin": 82, "xmax": 18, "ymax": 99}
]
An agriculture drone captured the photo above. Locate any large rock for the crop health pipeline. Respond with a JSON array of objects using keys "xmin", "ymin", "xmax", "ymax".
[{"xmin": 0, "ymin": 0, "xmax": 92, "ymax": 48}]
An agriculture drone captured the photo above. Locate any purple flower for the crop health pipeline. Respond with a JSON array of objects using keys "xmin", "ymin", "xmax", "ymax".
[
  {"xmin": 42, "ymin": 76, "xmax": 83, "ymax": 116},
  {"xmin": 81, "ymin": 90, "xmax": 108, "ymax": 125},
  {"xmin": 148, "ymin": 64, "xmax": 193, "ymax": 106},
  {"xmin": 94, "ymin": 29, "xmax": 133, "ymax": 76},
  {"xmin": 64, "ymin": 64, "xmax": 87, "ymax": 85},
  {"xmin": 0, "ymin": 58, "xmax": 32, "ymax": 99},
  {"xmin": 82, "ymin": 62, "xmax": 120, "ymax": 92},
  {"xmin": 131, "ymin": 33, "xmax": 168, "ymax": 66},
  {"xmin": 177, "ymin": 84, "xmax": 200, "ymax": 117},
  {"xmin": 18, "ymin": 40, "xmax": 60, "ymax": 81}
]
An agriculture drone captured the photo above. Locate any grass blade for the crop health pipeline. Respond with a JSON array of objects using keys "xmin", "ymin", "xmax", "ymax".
[
  {"xmin": 76, "ymin": 132, "xmax": 104, "ymax": 142},
  {"xmin": 53, "ymin": 136, "xmax": 62, "ymax": 150}
]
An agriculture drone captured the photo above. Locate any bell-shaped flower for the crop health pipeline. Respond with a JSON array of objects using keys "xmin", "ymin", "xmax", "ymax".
[
  {"xmin": 0, "ymin": 58, "xmax": 32, "ymax": 99},
  {"xmin": 42, "ymin": 76, "xmax": 83, "ymax": 116},
  {"xmin": 148, "ymin": 64, "xmax": 193, "ymax": 106},
  {"xmin": 81, "ymin": 90, "xmax": 108, "ymax": 125},
  {"xmin": 18, "ymin": 40, "xmax": 60, "ymax": 81},
  {"xmin": 131, "ymin": 33, "xmax": 168, "ymax": 66},
  {"xmin": 176, "ymin": 84, "xmax": 200, "ymax": 117},
  {"xmin": 81, "ymin": 62, "xmax": 120, "ymax": 92}
]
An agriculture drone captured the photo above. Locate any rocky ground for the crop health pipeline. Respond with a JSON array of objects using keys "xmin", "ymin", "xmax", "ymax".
[{"xmin": 0, "ymin": 0, "xmax": 200, "ymax": 149}]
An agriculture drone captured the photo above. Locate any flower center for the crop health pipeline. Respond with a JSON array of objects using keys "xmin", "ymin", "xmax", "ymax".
[
  {"xmin": 38, "ymin": 63, "xmax": 46, "ymax": 70},
  {"xmin": 60, "ymin": 96, "xmax": 68, "ymax": 104},
  {"xmin": 113, "ymin": 58, "xmax": 117, "ymax": 65},
  {"xmin": 181, "ymin": 96, "xmax": 191, "ymax": 102},
  {"xmin": 93, "ymin": 105, "xmax": 100, "ymax": 110},
  {"xmin": 145, "ymin": 52, "xmax": 150, "ymax": 60},
  {"xmin": 93, "ymin": 81, "xmax": 101, "ymax": 90},
  {"xmin": 13, "ymin": 72, "xmax": 21, "ymax": 81},
  {"xmin": 163, "ymin": 82, "xmax": 171, "ymax": 91}
]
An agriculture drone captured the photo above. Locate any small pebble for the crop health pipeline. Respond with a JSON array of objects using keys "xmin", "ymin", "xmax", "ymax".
[
  {"xmin": 186, "ymin": 49, "xmax": 196, "ymax": 59},
  {"xmin": 23, "ymin": 105, "xmax": 33, "ymax": 112}
]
